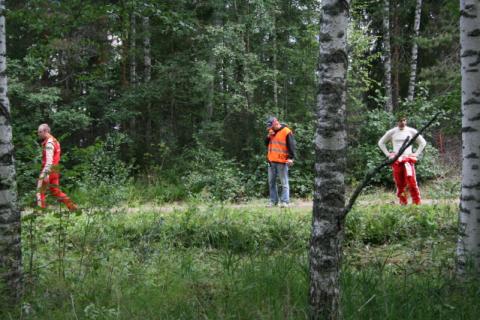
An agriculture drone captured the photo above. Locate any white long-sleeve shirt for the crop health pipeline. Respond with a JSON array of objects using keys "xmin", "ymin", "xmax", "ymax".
[{"xmin": 378, "ymin": 126, "xmax": 427, "ymax": 157}]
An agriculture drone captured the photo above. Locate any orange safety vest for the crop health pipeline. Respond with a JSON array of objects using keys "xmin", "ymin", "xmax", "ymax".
[{"xmin": 267, "ymin": 127, "xmax": 292, "ymax": 163}]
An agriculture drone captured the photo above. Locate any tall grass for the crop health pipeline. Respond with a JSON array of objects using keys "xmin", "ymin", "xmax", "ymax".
[{"xmin": 4, "ymin": 203, "xmax": 477, "ymax": 319}]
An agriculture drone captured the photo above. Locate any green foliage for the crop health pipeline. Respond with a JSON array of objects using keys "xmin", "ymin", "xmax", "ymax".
[
  {"xmin": 6, "ymin": 0, "xmax": 457, "ymax": 203},
  {"xmin": 182, "ymin": 147, "xmax": 248, "ymax": 202},
  {"xmin": 68, "ymin": 133, "xmax": 132, "ymax": 207}
]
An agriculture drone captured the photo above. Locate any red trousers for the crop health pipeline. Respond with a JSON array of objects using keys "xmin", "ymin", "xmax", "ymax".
[
  {"xmin": 391, "ymin": 159, "xmax": 421, "ymax": 205},
  {"xmin": 37, "ymin": 173, "xmax": 77, "ymax": 211}
]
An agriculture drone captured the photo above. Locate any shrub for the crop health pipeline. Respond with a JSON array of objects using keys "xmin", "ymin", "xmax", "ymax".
[
  {"xmin": 68, "ymin": 132, "xmax": 133, "ymax": 206},
  {"xmin": 182, "ymin": 147, "xmax": 247, "ymax": 202}
]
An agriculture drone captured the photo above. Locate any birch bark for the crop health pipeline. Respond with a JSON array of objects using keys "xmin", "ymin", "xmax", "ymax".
[
  {"xmin": 457, "ymin": 0, "xmax": 480, "ymax": 274},
  {"xmin": 0, "ymin": 0, "xmax": 21, "ymax": 301},
  {"xmin": 382, "ymin": 0, "xmax": 393, "ymax": 112},
  {"xmin": 407, "ymin": 0, "xmax": 422, "ymax": 101},
  {"xmin": 143, "ymin": 16, "xmax": 152, "ymax": 149},
  {"xmin": 309, "ymin": 1, "xmax": 349, "ymax": 319}
]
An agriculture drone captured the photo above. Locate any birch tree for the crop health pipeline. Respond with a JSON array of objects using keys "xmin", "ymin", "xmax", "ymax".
[
  {"xmin": 407, "ymin": 0, "xmax": 422, "ymax": 101},
  {"xmin": 391, "ymin": 2, "xmax": 400, "ymax": 109},
  {"xmin": 382, "ymin": 0, "xmax": 393, "ymax": 112},
  {"xmin": 309, "ymin": 1, "xmax": 349, "ymax": 319},
  {"xmin": 0, "ymin": 0, "xmax": 21, "ymax": 301},
  {"xmin": 130, "ymin": 11, "xmax": 137, "ymax": 86},
  {"xmin": 456, "ymin": 0, "xmax": 480, "ymax": 274},
  {"xmin": 143, "ymin": 15, "xmax": 152, "ymax": 149}
]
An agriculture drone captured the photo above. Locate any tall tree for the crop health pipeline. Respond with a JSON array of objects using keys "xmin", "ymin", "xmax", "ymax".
[
  {"xmin": 309, "ymin": 0, "xmax": 349, "ymax": 319},
  {"xmin": 0, "ymin": 0, "xmax": 21, "ymax": 301},
  {"xmin": 272, "ymin": 5, "xmax": 279, "ymax": 111},
  {"xmin": 407, "ymin": 0, "xmax": 423, "ymax": 101},
  {"xmin": 143, "ymin": 15, "xmax": 152, "ymax": 150},
  {"xmin": 456, "ymin": 0, "xmax": 480, "ymax": 274},
  {"xmin": 130, "ymin": 11, "xmax": 137, "ymax": 86},
  {"xmin": 391, "ymin": 1, "xmax": 401, "ymax": 109},
  {"xmin": 382, "ymin": 0, "xmax": 393, "ymax": 112}
]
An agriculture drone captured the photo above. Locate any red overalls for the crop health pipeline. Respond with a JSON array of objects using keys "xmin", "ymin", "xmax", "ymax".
[
  {"xmin": 37, "ymin": 136, "xmax": 77, "ymax": 211},
  {"xmin": 391, "ymin": 155, "xmax": 421, "ymax": 205}
]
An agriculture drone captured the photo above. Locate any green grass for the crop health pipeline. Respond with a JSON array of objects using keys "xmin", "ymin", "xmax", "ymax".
[{"xmin": 4, "ymin": 201, "xmax": 478, "ymax": 320}]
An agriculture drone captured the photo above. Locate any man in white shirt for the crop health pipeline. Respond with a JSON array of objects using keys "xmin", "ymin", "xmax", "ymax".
[{"xmin": 378, "ymin": 116, "xmax": 427, "ymax": 205}]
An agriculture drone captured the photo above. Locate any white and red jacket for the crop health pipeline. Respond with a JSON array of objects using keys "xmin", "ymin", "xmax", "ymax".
[{"xmin": 41, "ymin": 135, "xmax": 61, "ymax": 176}]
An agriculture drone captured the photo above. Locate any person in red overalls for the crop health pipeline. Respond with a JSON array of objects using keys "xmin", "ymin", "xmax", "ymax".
[
  {"xmin": 36, "ymin": 124, "xmax": 77, "ymax": 211},
  {"xmin": 378, "ymin": 116, "xmax": 427, "ymax": 205}
]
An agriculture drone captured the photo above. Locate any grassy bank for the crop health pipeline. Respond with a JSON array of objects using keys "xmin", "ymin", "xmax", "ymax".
[{"xmin": 5, "ymin": 202, "xmax": 477, "ymax": 319}]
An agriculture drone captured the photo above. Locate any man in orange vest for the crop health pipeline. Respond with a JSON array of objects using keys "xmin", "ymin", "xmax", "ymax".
[
  {"xmin": 36, "ymin": 124, "xmax": 77, "ymax": 211},
  {"xmin": 265, "ymin": 116, "xmax": 296, "ymax": 207}
]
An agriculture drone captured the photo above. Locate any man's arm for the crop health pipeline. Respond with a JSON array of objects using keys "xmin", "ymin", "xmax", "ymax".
[
  {"xmin": 265, "ymin": 129, "xmax": 275, "ymax": 147},
  {"xmin": 412, "ymin": 129, "xmax": 427, "ymax": 157},
  {"xmin": 40, "ymin": 141, "xmax": 54, "ymax": 179},
  {"xmin": 378, "ymin": 129, "xmax": 394, "ymax": 157},
  {"xmin": 286, "ymin": 133, "xmax": 296, "ymax": 160}
]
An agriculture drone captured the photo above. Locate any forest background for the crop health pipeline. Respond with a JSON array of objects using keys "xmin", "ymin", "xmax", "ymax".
[
  {"xmin": 7, "ymin": 0, "xmax": 460, "ymax": 205},
  {"xmin": 1, "ymin": 1, "xmax": 474, "ymax": 319}
]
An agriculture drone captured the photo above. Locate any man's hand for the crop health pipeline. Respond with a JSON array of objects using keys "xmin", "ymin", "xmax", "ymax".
[
  {"xmin": 286, "ymin": 159, "xmax": 294, "ymax": 166},
  {"xmin": 37, "ymin": 173, "xmax": 49, "ymax": 189},
  {"xmin": 37, "ymin": 178, "xmax": 43, "ymax": 190},
  {"xmin": 388, "ymin": 152, "xmax": 396, "ymax": 159},
  {"xmin": 267, "ymin": 128, "xmax": 275, "ymax": 137}
]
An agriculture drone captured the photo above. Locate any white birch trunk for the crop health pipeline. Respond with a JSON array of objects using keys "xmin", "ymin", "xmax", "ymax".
[
  {"xmin": 382, "ymin": 0, "xmax": 393, "ymax": 112},
  {"xmin": 130, "ymin": 12, "xmax": 137, "ymax": 86},
  {"xmin": 457, "ymin": 0, "xmax": 480, "ymax": 274},
  {"xmin": 129, "ymin": 11, "xmax": 137, "ymax": 135},
  {"xmin": 309, "ymin": 1, "xmax": 349, "ymax": 319},
  {"xmin": 407, "ymin": 0, "xmax": 422, "ymax": 101},
  {"xmin": 143, "ymin": 16, "xmax": 152, "ymax": 149},
  {"xmin": 273, "ymin": 15, "xmax": 278, "ymax": 110},
  {"xmin": 0, "ymin": 0, "xmax": 21, "ymax": 301},
  {"xmin": 206, "ymin": 9, "xmax": 220, "ymax": 122}
]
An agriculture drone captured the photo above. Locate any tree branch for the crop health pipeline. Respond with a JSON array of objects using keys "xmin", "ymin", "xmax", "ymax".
[{"xmin": 341, "ymin": 112, "xmax": 440, "ymax": 220}]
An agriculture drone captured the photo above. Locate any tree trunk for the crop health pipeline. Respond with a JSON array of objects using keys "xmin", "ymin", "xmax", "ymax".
[
  {"xmin": 382, "ymin": 0, "xmax": 393, "ymax": 112},
  {"xmin": 309, "ymin": 1, "xmax": 349, "ymax": 319},
  {"xmin": 143, "ymin": 16, "xmax": 152, "ymax": 150},
  {"xmin": 0, "ymin": 0, "xmax": 22, "ymax": 301},
  {"xmin": 272, "ymin": 13, "xmax": 278, "ymax": 111},
  {"xmin": 129, "ymin": 11, "xmax": 137, "ymax": 136},
  {"xmin": 392, "ymin": 2, "xmax": 400, "ymax": 109},
  {"xmin": 130, "ymin": 12, "xmax": 137, "ymax": 86},
  {"xmin": 206, "ymin": 7, "xmax": 221, "ymax": 122},
  {"xmin": 407, "ymin": 0, "xmax": 422, "ymax": 102},
  {"xmin": 456, "ymin": 0, "xmax": 480, "ymax": 274}
]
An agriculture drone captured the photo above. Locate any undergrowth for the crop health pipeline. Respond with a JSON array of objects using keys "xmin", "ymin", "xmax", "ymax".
[{"xmin": 3, "ymin": 203, "xmax": 476, "ymax": 320}]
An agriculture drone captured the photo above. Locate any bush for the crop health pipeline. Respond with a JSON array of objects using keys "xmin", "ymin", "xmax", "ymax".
[
  {"xmin": 68, "ymin": 132, "xmax": 133, "ymax": 206},
  {"xmin": 182, "ymin": 147, "xmax": 247, "ymax": 202}
]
